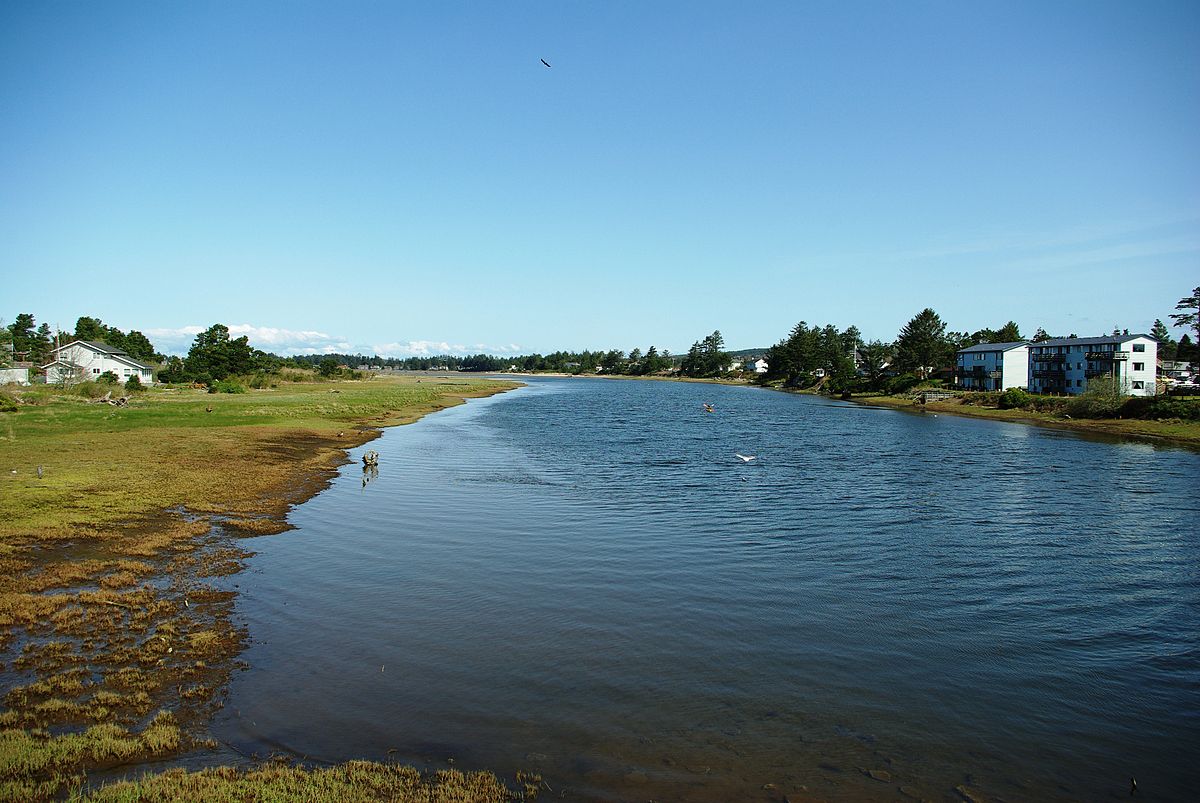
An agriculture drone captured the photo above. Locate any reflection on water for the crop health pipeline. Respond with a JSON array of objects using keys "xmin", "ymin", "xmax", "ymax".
[
  {"xmin": 361, "ymin": 463, "xmax": 378, "ymax": 489},
  {"xmin": 215, "ymin": 379, "xmax": 1200, "ymax": 801}
]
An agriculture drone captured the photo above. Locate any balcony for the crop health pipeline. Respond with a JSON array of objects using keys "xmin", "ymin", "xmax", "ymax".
[
  {"xmin": 1032, "ymin": 369, "xmax": 1065, "ymax": 379},
  {"xmin": 1086, "ymin": 351, "xmax": 1128, "ymax": 361},
  {"xmin": 1031, "ymin": 354, "xmax": 1065, "ymax": 363}
]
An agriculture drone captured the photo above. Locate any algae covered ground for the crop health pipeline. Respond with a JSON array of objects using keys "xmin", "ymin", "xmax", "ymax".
[{"xmin": 0, "ymin": 375, "xmax": 526, "ymax": 802}]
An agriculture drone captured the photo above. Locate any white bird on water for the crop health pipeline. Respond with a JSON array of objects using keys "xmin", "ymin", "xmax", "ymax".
[{"xmin": 735, "ymin": 454, "xmax": 756, "ymax": 463}]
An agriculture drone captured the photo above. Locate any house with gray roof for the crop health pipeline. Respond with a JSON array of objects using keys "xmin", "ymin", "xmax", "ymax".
[{"xmin": 41, "ymin": 340, "xmax": 155, "ymax": 385}]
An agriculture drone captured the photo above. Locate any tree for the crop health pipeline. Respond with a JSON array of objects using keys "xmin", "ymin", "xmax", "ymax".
[
  {"xmin": 894, "ymin": 308, "xmax": 951, "ymax": 379},
  {"xmin": 1032, "ymin": 327, "xmax": 1051, "ymax": 342},
  {"xmin": 858, "ymin": 340, "xmax": 893, "ymax": 389},
  {"xmin": 641, "ymin": 345, "xmax": 668, "ymax": 374},
  {"xmin": 1151, "ymin": 319, "xmax": 1177, "ymax": 361},
  {"xmin": 994, "ymin": 321, "xmax": 1022, "ymax": 342},
  {"xmin": 185, "ymin": 324, "xmax": 255, "ymax": 380},
  {"xmin": 123, "ymin": 330, "xmax": 161, "ymax": 363},
  {"xmin": 33, "ymin": 323, "xmax": 53, "ymax": 365},
  {"xmin": 1179, "ymin": 334, "xmax": 1196, "ymax": 364},
  {"xmin": 0, "ymin": 320, "xmax": 11, "ymax": 368},
  {"xmin": 74, "ymin": 316, "xmax": 106, "ymax": 342},
  {"xmin": 1169, "ymin": 286, "xmax": 1200, "ymax": 348},
  {"xmin": 700, "ymin": 331, "xmax": 729, "ymax": 376},
  {"xmin": 317, "ymin": 357, "xmax": 339, "ymax": 377}
]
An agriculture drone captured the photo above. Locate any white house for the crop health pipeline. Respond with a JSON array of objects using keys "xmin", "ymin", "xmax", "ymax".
[
  {"xmin": 1028, "ymin": 334, "xmax": 1157, "ymax": 396},
  {"xmin": 956, "ymin": 341, "xmax": 1029, "ymax": 391},
  {"xmin": 41, "ymin": 340, "xmax": 155, "ymax": 385},
  {"xmin": 746, "ymin": 358, "xmax": 768, "ymax": 374}
]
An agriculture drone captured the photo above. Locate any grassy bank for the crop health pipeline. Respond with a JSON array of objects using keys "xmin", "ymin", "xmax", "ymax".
[
  {"xmin": 0, "ymin": 375, "xmax": 521, "ymax": 801},
  {"xmin": 845, "ymin": 392, "xmax": 1200, "ymax": 447}
]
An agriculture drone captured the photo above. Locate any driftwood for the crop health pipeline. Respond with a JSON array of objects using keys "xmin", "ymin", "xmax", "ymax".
[{"xmin": 94, "ymin": 392, "xmax": 129, "ymax": 406}]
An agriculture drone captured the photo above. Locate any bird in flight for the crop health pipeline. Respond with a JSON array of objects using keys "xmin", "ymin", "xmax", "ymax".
[
  {"xmin": 540, "ymin": 58, "xmax": 552, "ymax": 68},
  {"xmin": 735, "ymin": 454, "xmax": 756, "ymax": 463},
  {"xmin": 703, "ymin": 403, "xmax": 715, "ymax": 413}
]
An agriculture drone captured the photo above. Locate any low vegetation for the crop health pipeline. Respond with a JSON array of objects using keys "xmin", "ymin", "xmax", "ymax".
[{"xmin": 0, "ymin": 375, "xmax": 517, "ymax": 801}]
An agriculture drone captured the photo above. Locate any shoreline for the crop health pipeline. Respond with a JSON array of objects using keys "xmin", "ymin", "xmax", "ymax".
[
  {"xmin": 837, "ymin": 391, "xmax": 1200, "ymax": 449},
  {"xmin": 0, "ymin": 376, "xmax": 523, "ymax": 801}
]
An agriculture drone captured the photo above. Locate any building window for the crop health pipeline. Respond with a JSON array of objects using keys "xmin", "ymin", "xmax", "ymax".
[
  {"xmin": 1077, "ymin": 379, "xmax": 1084, "ymax": 387},
  {"xmin": 1132, "ymin": 343, "xmax": 1145, "ymax": 352},
  {"xmin": 1133, "ymin": 362, "xmax": 1144, "ymax": 371},
  {"xmin": 92, "ymin": 368, "xmax": 100, "ymax": 374},
  {"xmin": 1132, "ymin": 381, "xmax": 1144, "ymax": 389}
]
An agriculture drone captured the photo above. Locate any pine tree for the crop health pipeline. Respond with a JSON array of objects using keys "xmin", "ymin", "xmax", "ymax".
[{"xmin": 894, "ymin": 308, "xmax": 950, "ymax": 379}]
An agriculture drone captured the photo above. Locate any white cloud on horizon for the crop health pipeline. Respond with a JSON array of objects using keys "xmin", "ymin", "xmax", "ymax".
[
  {"xmin": 372, "ymin": 341, "xmax": 524, "ymax": 358},
  {"xmin": 146, "ymin": 325, "xmax": 522, "ymax": 358},
  {"xmin": 146, "ymin": 324, "xmax": 352, "ymax": 356}
]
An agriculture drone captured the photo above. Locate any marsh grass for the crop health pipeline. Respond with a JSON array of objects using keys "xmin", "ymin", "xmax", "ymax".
[
  {"xmin": 76, "ymin": 761, "xmax": 525, "ymax": 803},
  {"xmin": 1, "ymin": 376, "xmax": 518, "ymax": 801}
]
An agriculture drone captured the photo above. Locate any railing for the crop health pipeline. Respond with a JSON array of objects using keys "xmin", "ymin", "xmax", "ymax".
[
  {"xmin": 1031, "ymin": 354, "xmax": 1065, "ymax": 363},
  {"xmin": 1086, "ymin": 351, "xmax": 1128, "ymax": 361},
  {"xmin": 1032, "ymin": 369, "xmax": 1065, "ymax": 378}
]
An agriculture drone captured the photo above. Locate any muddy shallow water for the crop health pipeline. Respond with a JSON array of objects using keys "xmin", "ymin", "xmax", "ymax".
[{"xmin": 214, "ymin": 378, "xmax": 1200, "ymax": 801}]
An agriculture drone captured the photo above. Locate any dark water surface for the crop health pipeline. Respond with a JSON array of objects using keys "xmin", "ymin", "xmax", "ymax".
[{"xmin": 214, "ymin": 378, "xmax": 1200, "ymax": 801}]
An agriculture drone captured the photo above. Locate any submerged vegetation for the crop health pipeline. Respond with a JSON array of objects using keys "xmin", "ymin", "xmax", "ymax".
[{"xmin": 0, "ymin": 376, "xmax": 518, "ymax": 800}]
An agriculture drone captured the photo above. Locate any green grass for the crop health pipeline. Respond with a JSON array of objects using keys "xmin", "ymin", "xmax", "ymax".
[{"xmin": 0, "ymin": 376, "xmax": 516, "ymax": 542}]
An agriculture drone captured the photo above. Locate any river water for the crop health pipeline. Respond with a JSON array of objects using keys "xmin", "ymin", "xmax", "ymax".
[{"xmin": 213, "ymin": 378, "xmax": 1200, "ymax": 801}]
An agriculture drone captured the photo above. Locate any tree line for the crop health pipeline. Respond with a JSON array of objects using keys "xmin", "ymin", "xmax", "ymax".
[{"xmin": 6, "ymin": 285, "xmax": 1196, "ymax": 387}]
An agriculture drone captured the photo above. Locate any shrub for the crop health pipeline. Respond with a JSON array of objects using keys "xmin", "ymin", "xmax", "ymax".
[
  {"xmin": 75, "ymin": 381, "xmax": 110, "ymax": 399},
  {"xmin": 999, "ymin": 387, "xmax": 1032, "ymax": 410},
  {"xmin": 208, "ymin": 380, "xmax": 246, "ymax": 394},
  {"xmin": 248, "ymin": 373, "xmax": 273, "ymax": 389},
  {"xmin": 887, "ymin": 373, "xmax": 922, "ymax": 395},
  {"xmin": 961, "ymin": 391, "xmax": 1000, "ymax": 407},
  {"xmin": 124, "ymin": 375, "xmax": 143, "ymax": 392},
  {"xmin": 1066, "ymin": 376, "xmax": 1124, "ymax": 419},
  {"xmin": 98, "ymin": 371, "xmax": 119, "ymax": 384},
  {"xmin": 0, "ymin": 392, "xmax": 18, "ymax": 413},
  {"xmin": 1114, "ymin": 395, "xmax": 1200, "ymax": 421}
]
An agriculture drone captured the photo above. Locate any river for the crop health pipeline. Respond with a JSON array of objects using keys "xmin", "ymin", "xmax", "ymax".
[{"xmin": 212, "ymin": 378, "xmax": 1200, "ymax": 801}]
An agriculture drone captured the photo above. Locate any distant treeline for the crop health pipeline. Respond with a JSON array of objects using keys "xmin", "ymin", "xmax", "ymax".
[{"xmin": 6, "ymin": 286, "xmax": 1197, "ymax": 389}]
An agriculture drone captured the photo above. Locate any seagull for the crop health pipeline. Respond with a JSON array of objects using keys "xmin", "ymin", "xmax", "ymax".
[
  {"xmin": 735, "ymin": 454, "xmax": 756, "ymax": 463},
  {"xmin": 703, "ymin": 403, "xmax": 715, "ymax": 413},
  {"xmin": 540, "ymin": 58, "xmax": 552, "ymax": 68}
]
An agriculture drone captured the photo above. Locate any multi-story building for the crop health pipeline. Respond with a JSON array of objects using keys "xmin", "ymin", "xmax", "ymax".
[
  {"xmin": 955, "ymin": 342, "xmax": 1029, "ymax": 391},
  {"xmin": 1028, "ymin": 334, "xmax": 1157, "ymax": 396}
]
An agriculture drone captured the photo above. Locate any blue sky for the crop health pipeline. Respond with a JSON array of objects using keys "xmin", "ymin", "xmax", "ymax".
[{"xmin": 2, "ymin": 1, "xmax": 1197, "ymax": 356}]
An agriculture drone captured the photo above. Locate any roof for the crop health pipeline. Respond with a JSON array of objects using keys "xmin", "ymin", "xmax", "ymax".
[
  {"xmin": 52, "ymin": 339, "xmax": 128, "ymax": 356},
  {"xmin": 48, "ymin": 340, "xmax": 156, "ymax": 370},
  {"xmin": 1030, "ymin": 334, "xmax": 1154, "ymax": 348},
  {"xmin": 957, "ymin": 341, "xmax": 1028, "ymax": 354}
]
